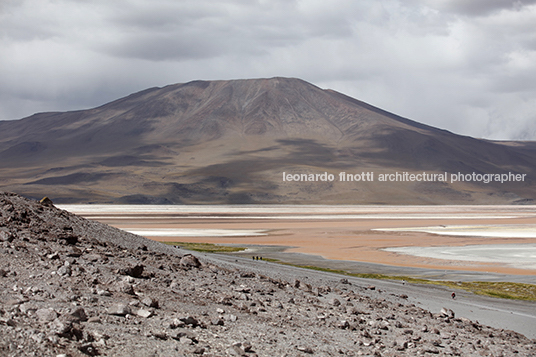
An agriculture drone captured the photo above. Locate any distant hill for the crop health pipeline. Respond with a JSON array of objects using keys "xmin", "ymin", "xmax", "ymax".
[{"xmin": 0, "ymin": 77, "xmax": 534, "ymax": 204}]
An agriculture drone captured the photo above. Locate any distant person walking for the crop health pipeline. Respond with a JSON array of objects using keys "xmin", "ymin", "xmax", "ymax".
[{"xmin": 451, "ymin": 292, "xmax": 456, "ymax": 299}]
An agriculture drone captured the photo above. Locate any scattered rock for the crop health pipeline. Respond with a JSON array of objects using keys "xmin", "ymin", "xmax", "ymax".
[
  {"xmin": 96, "ymin": 287, "xmax": 112, "ymax": 296},
  {"xmin": 36, "ymin": 308, "xmax": 58, "ymax": 322},
  {"xmin": 179, "ymin": 316, "xmax": 200, "ymax": 327},
  {"xmin": 211, "ymin": 317, "xmax": 224, "ymax": 326},
  {"xmin": 69, "ymin": 307, "xmax": 88, "ymax": 322},
  {"xmin": 224, "ymin": 314, "xmax": 238, "ymax": 322},
  {"xmin": 297, "ymin": 346, "xmax": 314, "ymax": 354},
  {"xmin": 0, "ymin": 192, "xmax": 533, "ymax": 357},
  {"xmin": 0, "ymin": 229, "xmax": 14, "ymax": 242},
  {"xmin": 193, "ymin": 347, "xmax": 205, "ymax": 354},
  {"xmin": 440, "ymin": 307, "xmax": 455, "ymax": 319},
  {"xmin": 120, "ymin": 264, "xmax": 144, "ymax": 278},
  {"xmin": 117, "ymin": 281, "xmax": 135, "ymax": 295},
  {"xmin": 107, "ymin": 304, "xmax": 131, "ymax": 316},
  {"xmin": 57, "ymin": 265, "xmax": 71, "ymax": 277},
  {"xmin": 141, "ymin": 296, "xmax": 159, "ymax": 308},
  {"xmin": 39, "ymin": 197, "xmax": 54, "ymax": 207},
  {"xmin": 136, "ymin": 308, "xmax": 154, "ymax": 318},
  {"xmin": 180, "ymin": 254, "xmax": 201, "ymax": 268},
  {"xmin": 329, "ymin": 298, "xmax": 341, "ymax": 306}
]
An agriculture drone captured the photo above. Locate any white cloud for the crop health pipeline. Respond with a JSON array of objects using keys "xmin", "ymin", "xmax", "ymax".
[{"xmin": 1, "ymin": 0, "xmax": 536, "ymax": 140}]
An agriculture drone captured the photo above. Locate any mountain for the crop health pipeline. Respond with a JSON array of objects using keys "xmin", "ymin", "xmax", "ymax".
[{"xmin": 0, "ymin": 77, "xmax": 535, "ymax": 204}]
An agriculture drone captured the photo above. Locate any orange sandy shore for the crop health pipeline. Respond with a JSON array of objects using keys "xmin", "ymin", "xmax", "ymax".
[{"xmin": 89, "ymin": 212, "xmax": 536, "ymax": 276}]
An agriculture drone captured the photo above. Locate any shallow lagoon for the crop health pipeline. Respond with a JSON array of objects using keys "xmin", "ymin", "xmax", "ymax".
[{"xmin": 59, "ymin": 204, "xmax": 536, "ymax": 275}]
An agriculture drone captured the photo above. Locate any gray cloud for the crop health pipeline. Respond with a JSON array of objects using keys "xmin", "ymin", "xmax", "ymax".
[
  {"xmin": 1, "ymin": 0, "xmax": 536, "ymax": 140},
  {"xmin": 412, "ymin": 0, "xmax": 536, "ymax": 16}
]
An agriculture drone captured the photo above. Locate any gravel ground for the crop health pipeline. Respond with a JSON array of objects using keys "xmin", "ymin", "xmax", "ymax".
[{"xmin": 1, "ymin": 192, "xmax": 535, "ymax": 356}]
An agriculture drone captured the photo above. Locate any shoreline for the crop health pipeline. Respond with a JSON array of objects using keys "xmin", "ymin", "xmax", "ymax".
[
  {"xmin": 59, "ymin": 204, "xmax": 536, "ymax": 280},
  {"xmin": 227, "ymin": 243, "xmax": 536, "ymax": 284}
]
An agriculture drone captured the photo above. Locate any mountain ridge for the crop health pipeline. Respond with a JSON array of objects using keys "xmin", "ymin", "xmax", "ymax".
[{"xmin": 0, "ymin": 77, "xmax": 534, "ymax": 204}]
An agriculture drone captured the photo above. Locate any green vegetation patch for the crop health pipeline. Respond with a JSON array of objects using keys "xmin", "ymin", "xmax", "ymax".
[
  {"xmin": 436, "ymin": 281, "xmax": 536, "ymax": 302},
  {"xmin": 272, "ymin": 260, "xmax": 536, "ymax": 302},
  {"xmin": 162, "ymin": 243, "xmax": 536, "ymax": 301},
  {"xmin": 164, "ymin": 241, "xmax": 246, "ymax": 254}
]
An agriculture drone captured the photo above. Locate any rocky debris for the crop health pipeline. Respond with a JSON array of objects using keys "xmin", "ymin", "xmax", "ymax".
[
  {"xmin": 39, "ymin": 196, "xmax": 54, "ymax": 207},
  {"xmin": 107, "ymin": 303, "xmax": 131, "ymax": 316},
  {"xmin": 180, "ymin": 254, "xmax": 201, "ymax": 268},
  {"xmin": 440, "ymin": 307, "xmax": 456, "ymax": 319},
  {"xmin": 1, "ymin": 192, "xmax": 535, "ymax": 356},
  {"xmin": 119, "ymin": 264, "xmax": 144, "ymax": 278}
]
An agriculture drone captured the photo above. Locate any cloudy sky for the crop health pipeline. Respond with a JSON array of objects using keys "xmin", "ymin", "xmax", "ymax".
[{"xmin": 1, "ymin": 0, "xmax": 535, "ymax": 140}]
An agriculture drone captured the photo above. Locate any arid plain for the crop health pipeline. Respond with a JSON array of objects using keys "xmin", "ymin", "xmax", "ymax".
[{"xmin": 60, "ymin": 205, "xmax": 536, "ymax": 279}]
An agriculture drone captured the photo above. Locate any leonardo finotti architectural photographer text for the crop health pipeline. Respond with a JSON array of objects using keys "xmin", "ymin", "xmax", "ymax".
[{"xmin": 282, "ymin": 171, "xmax": 527, "ymax": 184}]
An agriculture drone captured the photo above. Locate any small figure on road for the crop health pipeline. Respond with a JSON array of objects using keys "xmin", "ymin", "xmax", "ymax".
[{"xmin": 451, "ymin": 292, "xmax": 456, "ymax": 299}]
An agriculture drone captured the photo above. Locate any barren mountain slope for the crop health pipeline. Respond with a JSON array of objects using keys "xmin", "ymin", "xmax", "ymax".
[{"xmin": 0, "ymin": 78, "xmax": 534, "ymax": 204}]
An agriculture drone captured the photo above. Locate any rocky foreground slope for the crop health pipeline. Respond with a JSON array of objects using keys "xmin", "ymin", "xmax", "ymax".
[{"xmin": 0, "ymin": 192, "xmax": 535, "ymax": 356}]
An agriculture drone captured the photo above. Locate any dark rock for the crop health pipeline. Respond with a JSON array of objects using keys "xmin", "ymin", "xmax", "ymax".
[
  {"xmin": 39, "ymin": 197, "xmax": 54, "ymax": 207},
  {"xmin": 337, "ymin": 320, "xmax": 350, "ymax": 329},
  {"xmin": 240, "ymin": 271, "xmax": 255, "ymax": 278},
  {"xmin": 117, "ymin": 281, "xmax": 135, "ymax": 295},
  {"xmin": 396, "ymin": 338, "xmax": 408, "ymax": 351},
  {"xmin": 211, "ymin": 317, "xmax": 224, "ymax": 326},
  {"xmin": 141, "ymin": 296, "xmax": 159, "ymax": 308},
  {"xmin": 329, "ymin": 298, "xmax": 341, "ymax": 306},
  {"xmin": 297, "ymin": 346, "xmax": 314, "ymax": 354},
  {"xmin": 179, "ymin": 316, "xmax": 199, "ymax": 327},
  {"xmin": 84, "ymin": 253, "xmax": 102, "ymax": 262},
  {"xmin": 47, "ymin": 252, "xmax": 60, "ymax": 260},
  {"xmin": 70, "ymin": 307, "xmax": 88, "ymax": 322},
  {"xmin": 180, "ymin": 254, "xmax": 201, "ymax": 268},
  {"xmin": 242, "ymin": 341, "xmax": 252, "ymax": 352},
  {"xmin": 440, "ymin": 307, "xmax": 455, "ymax": 319},
  {"xmin": 120, "ymin": 264, "xmax": 145, "ymax": 278},
  {"xmin": 0, "ymin": 229, "xmax": 14, "ymax": 242},
  {"xmin": 66, "ymin": 246, "xmax": 82, "ymax": 257},
  {"xmin": 57, "ymin": 234, "xmax": 78, "ymax": 245},
  {"xmin": 78, "ymin": 343, "xmax": 99, "ymax": 356}
]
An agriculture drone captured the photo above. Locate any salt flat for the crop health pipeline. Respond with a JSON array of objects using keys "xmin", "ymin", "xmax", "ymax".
[
  {"xmin": 375, "ymin": 224, "xmax": 536, "ymax": 238},
  {"xmin": 124, "ymin": 228, "xmax": 268, "ymax": 237},
  {"xmin": 59, "ymin": 204, "xmax": 536, "ymax": 278},
  {"xmin": 384, "ymin": 244, "xmax": 536, "ymax": 270}
]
